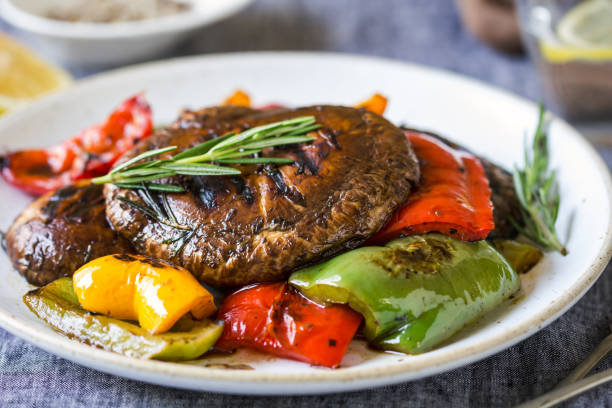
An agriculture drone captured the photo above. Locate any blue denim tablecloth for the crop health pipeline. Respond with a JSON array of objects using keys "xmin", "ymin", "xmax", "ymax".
[{"xmin": 0, "ymin": 1, "xmax": 610, "ymax": 406}]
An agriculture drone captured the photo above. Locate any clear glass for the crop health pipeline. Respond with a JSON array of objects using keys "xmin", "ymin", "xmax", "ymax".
[{"xmin": 515, "ymin": 0, "xmax": 612, "ymax": 121}]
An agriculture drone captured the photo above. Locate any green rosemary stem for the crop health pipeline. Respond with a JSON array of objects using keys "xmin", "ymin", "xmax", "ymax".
[
  {"xmin": 513, "ymin": 105, "xmax": 567, "ymax": 255},
  {"xmin": 91, "ymin": 115, "xmax": 318, "ymax": 188}
]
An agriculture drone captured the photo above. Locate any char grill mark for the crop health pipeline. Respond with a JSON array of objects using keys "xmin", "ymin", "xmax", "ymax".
[
  {"xmin": 318, "ymin": 128, "xmax": 342, "ymax": 150},
  {"xmin": 263, "ymin": 164, "xmax": 306, "ymax": 206},
  {"xmin": 229, "ymin": 176, "xmax": 254, "ymax": 205},
  {"xmin": 293, "ymin": 150, "xmax": 319, "ymax": 176},
  {"xmin": 188, "ymin": 175, "xmax": 257, "ymax": 209},
  {"xmin": 188, "ymin": 176, "xmax": 232, "ymax": 210},
  {"xmin": 105, "ymin": 105, "xmax": 420, "ymax": 287},
  {"xmin": 40, "ymin": 184, "xmax": 106, "ymax": 224}
]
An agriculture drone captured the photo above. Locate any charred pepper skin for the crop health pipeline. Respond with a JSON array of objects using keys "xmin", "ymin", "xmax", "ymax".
[
  {"xmin": 215, "ymin": 282, "xmax": 362, "ymax": 368},
  {"xmin": 1, "ymin": 94, "xmax": 152, "ymax": 195},
  {"xmin": 23, "ymin": 277, "xmax": 223, "ymax": 361},
  {"xmin": 290, "ymin": 234, "xmax": 520, "ymax": 354}
]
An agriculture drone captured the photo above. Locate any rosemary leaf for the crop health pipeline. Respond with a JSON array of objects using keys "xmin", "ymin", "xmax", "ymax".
[
  {"xmin": 212, "ymin": 149, "xmax": 262, "ymax": 160},
  {"xmin": 117, "ymin": 196, "xmax": 191, "ymax": 230},
  {"xmin": 125, "ymin": 159, "xmax": 170, "ymax": 171},
  {"xmin": 93, "ymin": 168, "xmax": 173, "ymax": 185},
  {"xmin": 241, "ymin": 135, "xmax": 315, "ymax": 150},
  {"xmin": 513, "ymin": 105, "xmax": 567, "ymax": 255},
  {"xmin": 138, "ymin": 183, "xmax": 163, "ymax": 218},
  {"xmin": 117, "ymin": 196, "xmax": 161, "ymax": 221},
  {"xmin": 171, "ymin": 169, "xmax": 240, "ymax": 176},
  {"xmin": 172, "ymin": 133, "xmax": 235, "ymax": 161},
  {"xmin": 217, "ymin": 157, "xmax": 295, "ymax": 164},
  {"xmin": 109, "ymin": 146, "xmax": 177, "ymax": 175},
  {"xmin": 172, "ymin": 229, "xmax": 196, "ymax": 257},
  {"xmin": 160, "ymin": 193, "xmax": 178, "ymax": 225},
  {"xmin": 113, "ymin": 171, "xmax": 176, "ymax": 184},
  {"xmin": 115, "ymin": 183, "xmax": 185, "ymax": 193},
  {"xmin": 283, "ymin": 124, "xmax": 321, "ymax": 137},
  {"xmin": 209, "ymin": 116, "xmax": 315, "ymax": 153},
  {"xmin": 160, "ymin": 163, "xmax": 241, "ymax": 176},
  {"xmin": 114, "ymin": 168, "xmax": 169, "ymax": 177}
]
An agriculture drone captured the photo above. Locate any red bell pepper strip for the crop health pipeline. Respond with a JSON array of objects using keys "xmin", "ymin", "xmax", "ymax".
[
  {"xmin": 1, "ymin": 94, "xmax": 152, "ymax": 195},
  {"xmin": 368, "ymin": 131, "xmax": 494, "ymax": 244},
  {"xmin": 215, "ymin": 282, "xmax": 362, "ymax": 368}
]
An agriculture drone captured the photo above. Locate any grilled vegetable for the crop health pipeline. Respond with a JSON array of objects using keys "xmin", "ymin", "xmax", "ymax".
[
  {"xmin": 290, "ymin": 234, "xmax": 519, "ymax": 354},
  {"xmin": 368, "ymin": 131, "xmax": 494, "ymax": 244},
  {"xmin": 1, "ymin": 94, "xmax": 152, "ymax": 195},
  {"xmin": 72, "ymin": 254, "xmax": 216, "ymax": 334},
  {"xmin": 24, "ymin": 277, "xmax": 223, "ymax": 360},
  {"xmin": 492, "ymin": 239, "xmax": 543, "ymax": 274},
  {"xmin": 223, "ymin": 89, "xmax": 251, "ymax": 107},
  {"xmin": 355, "ymin": 93, "xmax": 388, "ymax": 115},
  {"xmin": 215, "ymin": 282, "xmax": 362, "ymax": 368}
]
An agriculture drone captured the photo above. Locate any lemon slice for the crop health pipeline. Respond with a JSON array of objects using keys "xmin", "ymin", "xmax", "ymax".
[
  {"xmin": 557, "ymin": 0, "xmax": 612, "ymax": 48},
  {"xmin": 540, "ymin": 0, "xmax": 612, "ymax": 63},
  {"xmin": 540, "ymin": 41, "xmax": 612, "ymax": 63},
  {"xmin": 0, "ymin": 33, "xmax": 72, "ymax": 115}
]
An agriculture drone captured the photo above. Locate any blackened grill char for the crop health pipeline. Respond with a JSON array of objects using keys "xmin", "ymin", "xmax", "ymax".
[
  {"xmin": 4, "ymin": 182, "xmax": 133, "ymax": 286},
  {"xmin": 104, "ymin": 105, "xmax": 421, "ymax": 287}
]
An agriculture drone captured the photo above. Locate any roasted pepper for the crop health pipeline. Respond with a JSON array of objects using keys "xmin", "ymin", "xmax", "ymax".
[
  {"xmin": 492, "ymin": 239, "xmax": 543, "ymax": 274},
  {"xmin": 72, "ymin": 254, "xmax": 216, "ymax": 334},
  {"xmin": 24, "ymin": 277, "xmax": 223, "ymax": 360},
  {"xmin": 290, "ymin": 234, "xmax": 519, "ymax": 354},
  {"xmin": 215, "ymin": 282, "xmax": 362, "ymax": 368},
  {"xmin": 355, "ymin": 93, "xmax": 388, "ymax": 115},
  {"xmin": 368, "ymin": 131, "xmax": 494, "ymax": 244},
  {"xmin": 221, "ymin": 90, "xmax": 388, "ymax": 115},
  {"xmin": 1, "ymin": 94, "xmax": 152, "ymax": 195},
  {"xmin": 223, "ymin": 89, "xmax": 251, "ymax": 107}
]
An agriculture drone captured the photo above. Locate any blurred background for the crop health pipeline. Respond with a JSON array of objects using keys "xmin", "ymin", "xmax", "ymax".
[{"xmin": 0, "ymin": 0, "xmax": 611, "ymax": 141}]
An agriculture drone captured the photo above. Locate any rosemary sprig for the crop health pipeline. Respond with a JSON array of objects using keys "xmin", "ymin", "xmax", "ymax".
[
  {"xmin": 92, "ymin": 116, "xmax": 319, "ymax": 190},
  {"xmin": 118, "ymin": 183, "xmax": 195, "ymax": 256},
  {"xmin": 513, "ymin": 105, "xmax": 567, "ymax": 255}
]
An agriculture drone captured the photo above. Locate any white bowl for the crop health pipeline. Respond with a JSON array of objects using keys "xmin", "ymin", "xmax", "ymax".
[{"xmin": 0, "ymin": 0, "xmax": 252, "ymax": 66}]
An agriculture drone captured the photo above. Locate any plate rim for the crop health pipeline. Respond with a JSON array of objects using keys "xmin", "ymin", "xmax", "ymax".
[{"xmin": 1, "ymin": 51, "xmax": 611, "ymax": 394}]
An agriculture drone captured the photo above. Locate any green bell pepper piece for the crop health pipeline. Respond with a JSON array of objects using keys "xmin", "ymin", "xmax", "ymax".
[
  {"xmin": 24, "ymin": 277, "xmax": 223, "ymax": 361},
  {"xmin": 289, "ymin": 234, "xmax": 520, "ymax": 354}
]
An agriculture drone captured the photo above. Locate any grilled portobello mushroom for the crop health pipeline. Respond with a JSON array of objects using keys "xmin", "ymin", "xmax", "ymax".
[
  {"xmin": 4, "ymin": 181, "xmax": 133, "ymax": 286},
  {"xmin": 105, "ymin": 105, "xmax": 421, "ymax": 287}
]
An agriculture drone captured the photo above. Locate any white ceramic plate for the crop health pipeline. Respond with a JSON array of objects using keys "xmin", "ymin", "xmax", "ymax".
[{"xmin": 0, "ymin": 53, "xmax": 610, "ymax": 395}]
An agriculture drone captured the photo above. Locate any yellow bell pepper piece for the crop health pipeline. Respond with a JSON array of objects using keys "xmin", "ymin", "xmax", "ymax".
[{"xmin": 73, "ymin": 254, "xmax": 216, "ymax": 334}]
